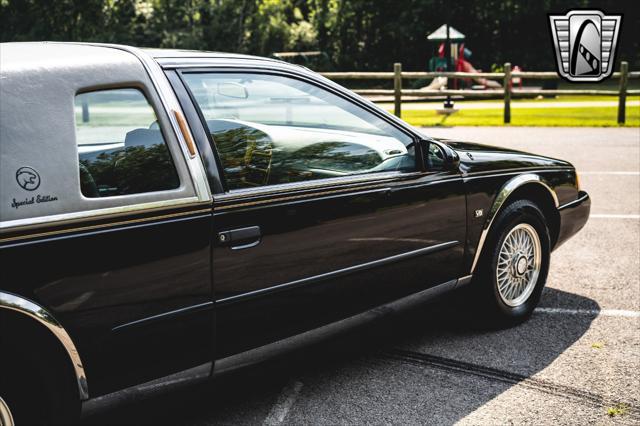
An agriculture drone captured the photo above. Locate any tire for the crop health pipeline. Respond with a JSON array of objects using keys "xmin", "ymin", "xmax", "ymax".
[
  {"xmin": 1, "ymin": 348, "xmax": 46, "ymax": 425},
  {"xmin": 0, "ymin": 346, "xmax": 80, "ymax": 425},
  {"xmin": 472, "ymin": 199, "xmax": 551, "ymax": 327}
]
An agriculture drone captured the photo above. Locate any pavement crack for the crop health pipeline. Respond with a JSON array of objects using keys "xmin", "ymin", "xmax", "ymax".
[{"xmin": 378, "ymin": 348, "xmax": 640, "ymax": 420}]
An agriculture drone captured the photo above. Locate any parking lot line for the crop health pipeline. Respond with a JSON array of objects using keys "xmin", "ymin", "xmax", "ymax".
[
  {"xmin": 589, "ymin": 214, "xmax": 640, "ymax": 219},
  {"xmin": 263, "ymin": 380, "xmax": 304, "ymax": 426},
  {"xmin": 536, "ymin": 307, "xmax": 640, "ymax": 318},
  {"xmin": 580, "ymin": 172, "xmax": 640, "ymax": 175}
]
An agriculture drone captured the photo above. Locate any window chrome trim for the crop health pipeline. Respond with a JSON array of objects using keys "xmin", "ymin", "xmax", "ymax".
[
  {"xmin": 216, "ymin": 186, "xmax": 393, "ymax": 212},
  {"xmin": 97, "ymin": 44, "xmax": 211, "ymax": 202},
  {"xmin": 215, "ymin": 171, "xmax": 422, "ymax": 203},
  {"xmin": 0, "ymin": 291, "xmax": 89, "ymax": 400},
  {"xmin": 470, "ymin": 173, "xmax": 559, "ymax": 274}
]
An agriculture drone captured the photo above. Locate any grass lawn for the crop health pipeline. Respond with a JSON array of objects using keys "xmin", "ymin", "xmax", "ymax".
[
  {"xmin": 398, "ymin": 105, "xmax": 640, "ymax": 127},
  {"xmin": 467, "ymin": 94, "xmax": 639, "ymax": 104},
  {"xmin": 548, "ymin": 95, "xmax": 640, "ymax": 102},
  {"xmin": 440, "ymin": 95, "xmax": 640, "ymax": 104}
]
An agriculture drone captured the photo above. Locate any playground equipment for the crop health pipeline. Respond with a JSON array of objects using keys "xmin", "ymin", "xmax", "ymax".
[
  {"xmin": 426, "ymin": 24, "xmax": 502, "ymax": 90},
  {"xmin": 427, "ymin": 24, "xmax": 465, "ymax": 73},
  {"xmin": 422, "ymin": 76, "xmax": 448, "ymax": 91},
  {"xmin": 454, "ymin": 45, "xmax": 502, "ymax": 89}
]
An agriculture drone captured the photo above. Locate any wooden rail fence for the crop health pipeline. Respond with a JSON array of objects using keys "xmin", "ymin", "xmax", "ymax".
[{"xmin": 320, "ymin": 61, "xmax": 639, "ymax": 124}]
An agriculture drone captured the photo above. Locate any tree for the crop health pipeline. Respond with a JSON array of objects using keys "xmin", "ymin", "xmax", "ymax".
[{"xmin": 1, "ymin": 0, "xmax": 638, "ymax": 70}]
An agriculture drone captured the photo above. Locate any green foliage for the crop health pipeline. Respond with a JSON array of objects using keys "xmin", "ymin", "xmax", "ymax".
[
  {"xmin": 606, "ymin": 403, "xmax": 629, "ymax": 417},
  {"xmin": 1, "ymin": 0, "xmax": 638, "ymax": 71}
]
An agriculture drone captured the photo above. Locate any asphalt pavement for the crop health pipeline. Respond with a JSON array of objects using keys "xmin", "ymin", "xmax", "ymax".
[{"xmin": 81, "ymin": 126, "xmax": 640, "ymax": 425}]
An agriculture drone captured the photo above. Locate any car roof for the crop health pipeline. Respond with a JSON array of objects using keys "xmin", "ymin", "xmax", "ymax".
[
  {"xmin": 0, "ymin": 41, "xmax": 290, "ymax": 69},
  {"xmin": 0, "ymin": 42, "xmax": 141, "ymax": 70},
  {"xmin": 142, "ymin": 47, "xmax": 277, "ymax": 62},
  {"xmin": 0, "ymin": 41, "xmax": 291, "ymax": 67},
  {"xmin": 141, "ymin": 47, "xmax": 302, "ymax": 71}
]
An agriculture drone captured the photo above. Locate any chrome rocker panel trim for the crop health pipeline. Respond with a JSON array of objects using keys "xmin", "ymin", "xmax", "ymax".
[
  {"xmin": 470, "ymin": 173, "xmax": 559, "ymax": 274},
  {"xmin": 0, "ymin": 291, "xmax": 89, "ymax": 400}
]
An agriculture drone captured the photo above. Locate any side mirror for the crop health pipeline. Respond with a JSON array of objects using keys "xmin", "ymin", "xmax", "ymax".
[
  {"xmin": 442, "ymin": 143, "xmax": 461, "ymax": 170},
  {"xmin": 420, "ymin": 139, "xmax": 460, "ymax": 171}
]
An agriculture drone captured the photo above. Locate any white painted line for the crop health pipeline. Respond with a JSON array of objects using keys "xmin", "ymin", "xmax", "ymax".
[
  {"xmin": 590, "ymin": 214, "xmax": 640, "ymax": 219},
  {"xmin": 536, "ymin": 307, "xmax": 640, "ymax": 318},
  {"xmin": 263, "ymin": 380, "xmax": 304, "ymax": 425},
  {"xmin": 580, "ymin": 171, "xmax": 640, "ymax": 175}
]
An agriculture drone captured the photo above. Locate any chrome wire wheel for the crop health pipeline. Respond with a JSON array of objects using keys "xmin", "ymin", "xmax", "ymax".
[
  {"xmin": 0, "ymin": 397, "xmax": 14, "ymax": 426},
  {"xmin": 496, "ymin": 223, "xmax": 542, "ymax": 307}
]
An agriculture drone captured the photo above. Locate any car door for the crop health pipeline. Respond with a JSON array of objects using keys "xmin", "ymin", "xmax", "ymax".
[
  {"xmin": 0, "ymin": 74, "xmax": 214, "ymax": 396},
  {"xmin": 176, "ymin": 69, "xmax": 467, "ymax": 358}
]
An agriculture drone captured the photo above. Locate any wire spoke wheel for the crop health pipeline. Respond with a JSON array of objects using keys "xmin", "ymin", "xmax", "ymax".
[{"xmin": 496, "ymin": 223, "xmax": 542, "ymax": 307}]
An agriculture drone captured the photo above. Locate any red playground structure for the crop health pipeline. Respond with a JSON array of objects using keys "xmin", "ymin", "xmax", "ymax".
[{"xmin": 426, "ymin": 24, "xmax": 525, "ymax": 91}]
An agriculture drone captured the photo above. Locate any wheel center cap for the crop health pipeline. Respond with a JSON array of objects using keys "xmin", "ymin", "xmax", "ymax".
[{"xmin": 516, "ymin": 256, "xmax": 528, "ymax": 275}]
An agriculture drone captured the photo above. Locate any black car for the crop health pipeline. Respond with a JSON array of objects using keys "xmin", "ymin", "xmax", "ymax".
[{"xmin": 0, "ymin": 42, "xmax": 590, "ymax": 425}]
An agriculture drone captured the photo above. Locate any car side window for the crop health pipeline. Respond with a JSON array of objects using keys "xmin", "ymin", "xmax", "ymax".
[
  {"xmin": 181, "ymin": 73, "xmax": 415, "ymax": 190},
  {"xmin": 75, "ymin": 88, "xmax": 180, "ymax": 198}
]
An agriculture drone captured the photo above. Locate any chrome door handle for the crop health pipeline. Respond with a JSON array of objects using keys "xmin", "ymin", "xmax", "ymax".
[{"xmin": 218, "ymin": 226, "xmax": 262, "ymax": 250}]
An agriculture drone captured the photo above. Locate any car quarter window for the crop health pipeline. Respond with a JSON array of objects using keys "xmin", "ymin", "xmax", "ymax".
[
  {"xmin": 181, "ymin": 72, "xmax": 415, "ymax": 191},
  {"xmin": 75, "ymin": 88, "xmax": 180, "ymax": 198},
  {"xmin": 0, "ymin": 44, "xmax": 204, "ymax": 228}
]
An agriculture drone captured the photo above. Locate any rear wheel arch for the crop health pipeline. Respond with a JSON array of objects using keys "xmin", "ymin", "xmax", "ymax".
[
  {"xmin": 0, "ymin": 292, "xmax": 88, "ymax": 399},
  {"xmin": 1, "ymin": 309, "xmax": 82, "ymax": 423}
]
